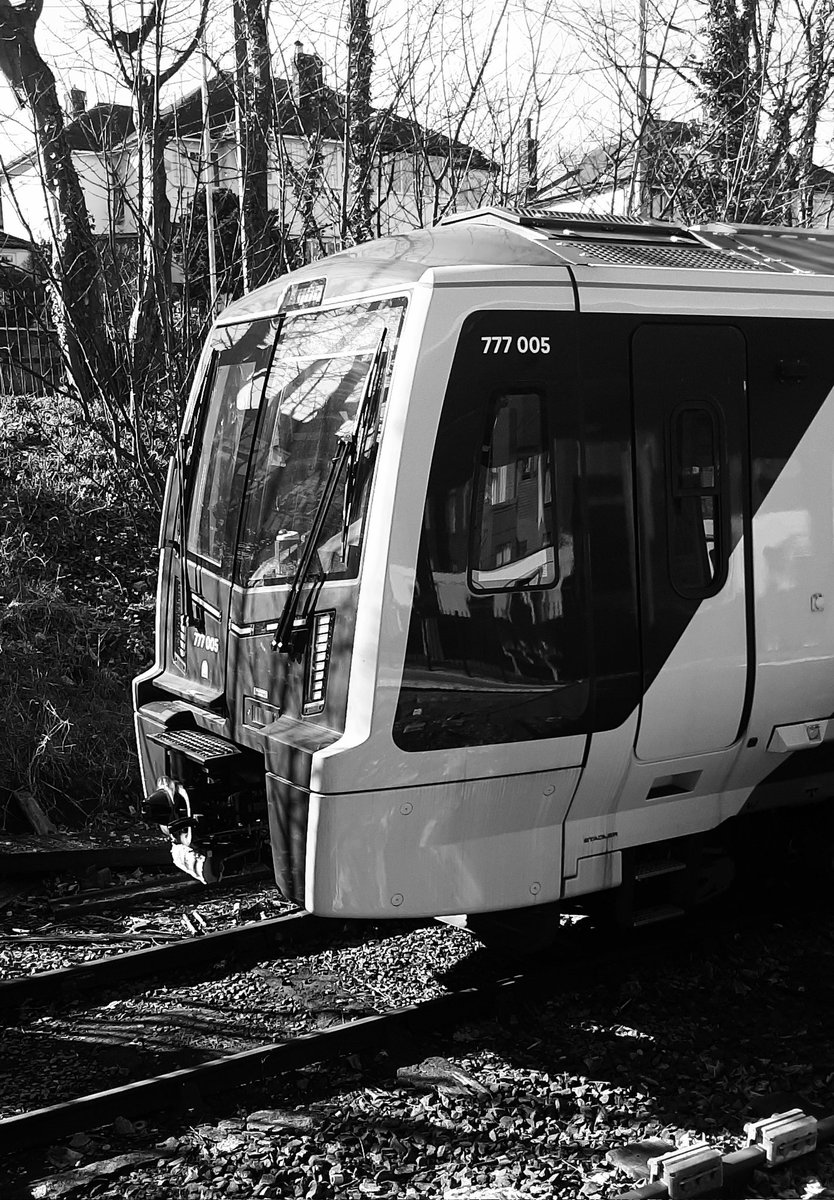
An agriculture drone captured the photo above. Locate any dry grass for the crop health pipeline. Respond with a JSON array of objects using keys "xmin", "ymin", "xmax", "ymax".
[{"xmin": 0, "ymin": 394, "xmax": 159, "ymax": 827}]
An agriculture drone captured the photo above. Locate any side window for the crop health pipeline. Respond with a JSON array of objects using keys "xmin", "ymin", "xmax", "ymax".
[
  {"xmin": 394, "ymin": 308, "xmax": 592, "ymax": 752},
  {"xmin": 471, "ymin": 392, "xmax": 557, "ymax": 590},
  {"xmin": 668, "ymin": 402, "xmax": 725, "ymax": 596}
]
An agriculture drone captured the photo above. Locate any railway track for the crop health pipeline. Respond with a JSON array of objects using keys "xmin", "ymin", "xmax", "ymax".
[
  {"xmin": 0, "ymin": 970, "xmax": 524, "ymax": 1155},
  {"xmin": 0, "ymin": 909, "xmax": 322, "ymax": 1016},
  {"xmin": 2, "ymin": 873, "xmax": 832, "ymax": 1191},
  {"xmin": 0, "ymin": 915, "xmax": 702, "ymax": 1157}
]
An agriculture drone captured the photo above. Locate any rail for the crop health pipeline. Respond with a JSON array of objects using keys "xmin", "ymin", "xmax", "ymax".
[{"xmin": 0, "ymin": 910, "xmax": 320, "ymax": 1016}]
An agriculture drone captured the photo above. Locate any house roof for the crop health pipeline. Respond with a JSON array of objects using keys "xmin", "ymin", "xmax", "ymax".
[
  {"xmin": 3, "ymin": 103, "xmax": 135, "ymax": 174},
  {"xmin": 538, "ymin": 122, "xmax": 834, "ymax": 207},
  {"xmin": 164, "ymin": 71, "xmax": 494, "ymax": 171},
  {"xmin": 2, "ymin": 63, "xmax": 493, "ymax": 176},
  {"xmin": 0, "ymin": 230, "xmax": 35, "ymax": 253}
]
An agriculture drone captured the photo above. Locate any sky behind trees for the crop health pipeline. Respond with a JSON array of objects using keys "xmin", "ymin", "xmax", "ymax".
[{"xmin": 0, "ymin": 0, "xmax": 653, "ymax": 188}]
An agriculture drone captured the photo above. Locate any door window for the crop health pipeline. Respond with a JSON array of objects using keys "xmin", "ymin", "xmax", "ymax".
[{"xmin": 668, "ymin": 401, "xmax": 725, "ymax": 597}]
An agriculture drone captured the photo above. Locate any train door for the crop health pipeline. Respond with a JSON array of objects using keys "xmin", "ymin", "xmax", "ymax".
[{"xmin": 632, "ymin": 323, "xmax": 751, "ymax": 760}]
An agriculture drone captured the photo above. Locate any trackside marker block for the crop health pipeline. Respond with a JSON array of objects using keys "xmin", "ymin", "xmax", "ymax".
[
  {"xmin": 744, "ymin": 1109, "xmax": 818, "ymax": 1166},
  {"xmin": 647, "ymin": 1143, "xmax": 723, "ymax": 1199}
]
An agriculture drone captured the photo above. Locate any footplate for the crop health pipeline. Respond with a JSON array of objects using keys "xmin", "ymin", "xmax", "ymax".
[{"xmin": 149, "ymin": 727, "xmax": 241, "ymax": 766}]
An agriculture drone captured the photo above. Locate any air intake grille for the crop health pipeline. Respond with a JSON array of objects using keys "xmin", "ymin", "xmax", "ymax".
[
  {"xmin": 522, "ymin": 208, "xmax": 667, "ymax": 226},
  {"xmin": 150, "ymin": 728, "xmax": 240, "ymax": 765},
  {"xmin": 560, "ymin": 240, "xmax": 771, "ymax": 271}
]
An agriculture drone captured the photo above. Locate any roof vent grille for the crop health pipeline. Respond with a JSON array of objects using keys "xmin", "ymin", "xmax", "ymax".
[{"xmin": 560, "ymin": 239, "xmax": 772, "ymax": 271}]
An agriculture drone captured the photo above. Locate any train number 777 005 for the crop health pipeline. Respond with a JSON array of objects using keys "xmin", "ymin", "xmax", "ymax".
[{"xmin": 481, "ymin": 335, "xmax": 551, "ymax": 354}]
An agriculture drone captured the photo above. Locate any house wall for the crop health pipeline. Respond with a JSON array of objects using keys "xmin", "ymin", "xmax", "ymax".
[
  {"xmin": 2, "ymin": 149, "xmax": 127, "ymax": 241},
  {"xmin": 161, "ymin": 133, "xmax": 491, "ymax": 249},
  {"xmin": 0, "ymin": 168, "xmax": 50, "ymax": 242},
  {"xmin": 0, "ymin": 246, "xmax": 31, "ymax": 269},
  {"xmin": 1, "ymin": 127, "xmax": 493, "ymax": 271},
  {"xmin": 544, "ymin": 186, "xmax": 629, "ymax": 217}
]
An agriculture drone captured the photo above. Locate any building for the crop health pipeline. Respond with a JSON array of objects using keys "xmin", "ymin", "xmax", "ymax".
[
  {"xmin": 0, "ymin": 230, "xmax": 35, "ymax": 269},
  {"xmin": 1, "ymin": 92, "xmax": 135, "ymax": 243},
  {"xmin": 538, "ymin": 121, "xmax": 834, "ymax": 228},
  {"xmin": 0, "ymin": 46, "xmax": 495, "ymax": 261}
]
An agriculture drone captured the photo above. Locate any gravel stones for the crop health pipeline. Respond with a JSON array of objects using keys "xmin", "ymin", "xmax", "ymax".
[{"xmin": 6, "ymin": 882, "xmax": 834, "ymax": 1198}]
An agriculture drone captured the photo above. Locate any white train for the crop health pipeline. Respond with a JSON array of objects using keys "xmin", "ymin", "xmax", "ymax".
[{"xmin": 134, "ymin": 207, "xmax": 834, "ymax": 941}]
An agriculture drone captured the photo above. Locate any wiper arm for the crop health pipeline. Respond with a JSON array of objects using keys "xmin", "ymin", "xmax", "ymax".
[
  {"xmin": 271, "ymin": 331, "xmax": 388, "ymax": 654},
  {"xmin": 174, "ymin": 431, "xmax": 202, "ymax": 633},
  {"xmin": 341, "ymin": 330, "xmax": 387, "ymax": 558}
]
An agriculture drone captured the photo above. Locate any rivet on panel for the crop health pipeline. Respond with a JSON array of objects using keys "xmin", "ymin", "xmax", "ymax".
[
  {"xmin": 530, "ymin": 882, "xmax": 541, "ymax": 895},
  {"xmin": 391, "ymin": 893, "xmax": 404, "ymax": 907},
  {"xmin": 543, "ymin": 785, "xmax": 555, "ymax": 797},
  {"xmin": 400, "ymin": 802, "xmax": 413, "ymax": 816}
]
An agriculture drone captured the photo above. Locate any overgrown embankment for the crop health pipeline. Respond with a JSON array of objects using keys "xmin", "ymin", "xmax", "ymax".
[{"xmin": 0, "ymin": 395, "xmax": 159, "ymax": 827}]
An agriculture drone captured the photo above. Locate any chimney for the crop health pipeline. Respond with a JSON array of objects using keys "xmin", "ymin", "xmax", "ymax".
[
  {"xmin": 291, "ymin": 41, "xmax": 324, "ymax": 110},
  {"xmin": 69, "ymin": 88, "xmax": 87, "ymax": 118}
]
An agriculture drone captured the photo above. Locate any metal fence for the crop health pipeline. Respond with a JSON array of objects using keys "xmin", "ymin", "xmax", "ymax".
[{"xmin": 0, "ymin": 275, "xmax": 62, "ymax": 397}]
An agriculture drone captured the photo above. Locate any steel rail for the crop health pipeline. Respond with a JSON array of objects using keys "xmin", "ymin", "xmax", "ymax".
[
  {"xmin": 1, "ymin": 886, "xmax": 825, "ymax": 1159},
  {"xmin": 0, "ymin": 971, "xmax": 524, "ymax": 1154},
  {"xmin": 0, "ymin": 910, "xmax": 322, "ymax": 1016},
  {"xmin": 50, "ymin": 865, "xmax": 272, "ymax": 918},
  {"xmin": 0, "ymin": 846, "xmax": 173, "ymax": 876}
]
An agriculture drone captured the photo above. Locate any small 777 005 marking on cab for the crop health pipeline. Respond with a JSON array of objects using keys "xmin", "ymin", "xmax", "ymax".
[{"xmin": 192, "ymin": 632, "xmax": 219, "ymax": 653}]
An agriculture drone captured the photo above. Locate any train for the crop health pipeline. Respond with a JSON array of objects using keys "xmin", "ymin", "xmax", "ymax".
[{"xmin": 134, "ymin": 205, "xmax": 834, "ymax": 945}]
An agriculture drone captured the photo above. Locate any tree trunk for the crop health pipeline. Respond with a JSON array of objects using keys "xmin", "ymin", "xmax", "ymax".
[
  {"xmin": 234, "ymin": 0, "xmax": 274, "ymax": 290},
  {"xmin": 347, "ymin": 0, "xmax": 374, "ymax": 244},
  {"xmin": 128, "ymin": 72, "xmax": 172, "ymax": 408},
  {"xmin": 0, "ymin": 0, "xmax": 115, "ymax": 412}
]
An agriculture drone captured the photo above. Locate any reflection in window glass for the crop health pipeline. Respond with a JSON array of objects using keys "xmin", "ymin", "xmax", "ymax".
[
  {"xmin": 472, "ymin": 392, "xmax": 556, "ymax": 591},
  {"xmin": 669, "ymin": 402, "xmax": 723, "ymax": 595},
  {"xmin": 394, "ymin": 310, "xmax": 591, "ymax": 752},
  {"xmin": 186, "ymin": 319, "xmax": 278, "ymax": 570},
  {"xmin": 236, "ymin": 299, "xmax": 407, "ymax": 587}
]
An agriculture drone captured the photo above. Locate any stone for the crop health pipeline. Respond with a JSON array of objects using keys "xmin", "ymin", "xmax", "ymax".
[
  {"xmin": 397, "ymin": 1057, "xmax": 491, "ymax": 1097},
  {"xmin": 247, "ymin": 1108, "xmax": 317, "ymax": 1133}
]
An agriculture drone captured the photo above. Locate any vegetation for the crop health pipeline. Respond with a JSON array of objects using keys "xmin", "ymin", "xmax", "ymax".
[{"xmin": 0, "ymin": 394, "xmax": 156, "ymax": 828}]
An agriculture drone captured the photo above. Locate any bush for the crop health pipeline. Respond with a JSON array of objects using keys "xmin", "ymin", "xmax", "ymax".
[{"xmin": 0, "ymin": 394, "xmax": 159, "ymax": 826}]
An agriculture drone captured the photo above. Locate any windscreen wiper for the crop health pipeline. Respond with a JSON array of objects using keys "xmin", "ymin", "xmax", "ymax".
[
  {"xmin": 271, "ymin": 330, "xmax": 388, "ymax": 654},
  {"xmin": 174, "ymin": 429, "xmax": 202, "ymax": 633},
  {"xmin": 170, "ymin": 354, "xmax": 217, "ymax": 635}
]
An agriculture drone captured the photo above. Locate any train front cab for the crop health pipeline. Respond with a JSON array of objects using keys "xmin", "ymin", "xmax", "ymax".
[
  {"xmin": 306, "ymin": 259, "xmax": 834, "ymax": 926},
  {"xmin": 134, "ymin": 219, "xmax": 834, "ymax": 929}
]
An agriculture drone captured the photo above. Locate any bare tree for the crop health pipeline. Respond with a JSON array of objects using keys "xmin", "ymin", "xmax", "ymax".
[
  {"xmin": 81, "ymin": 0, "xmax": 208, "ymax": 423},
  {"xmin": 553, "ymin": 0, "xmax": 834, "ymax": 226},
  {"xmin": 345, "ymin": 0, "xmax": 374, "ymax": 243},
  {"xmin": 0, "ymin": 0, "xmax": 116, "ymax": 413},
  {"xmin": 234, "ymin": 0, "xmax": 275, "ymax": 288}
]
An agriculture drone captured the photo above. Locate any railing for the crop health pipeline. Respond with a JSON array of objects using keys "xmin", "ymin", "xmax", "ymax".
[{"xmin": 0, "ymin": 304, "xmax": 62, "ymax": 397}]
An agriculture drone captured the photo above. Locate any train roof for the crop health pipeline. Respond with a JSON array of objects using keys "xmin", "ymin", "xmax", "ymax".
[{"xmin": 219, "ymin": 207, "xmax": 834, "ymax": 323}]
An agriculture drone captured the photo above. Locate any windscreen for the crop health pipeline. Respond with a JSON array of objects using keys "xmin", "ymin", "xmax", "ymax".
[
  {"xmin": 236, "ymin": 298, "xmax": 407, "ymax": 587},
  {"xmin": 185, "ymin": 319, "xmax": 278, "ymax": 572}
]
